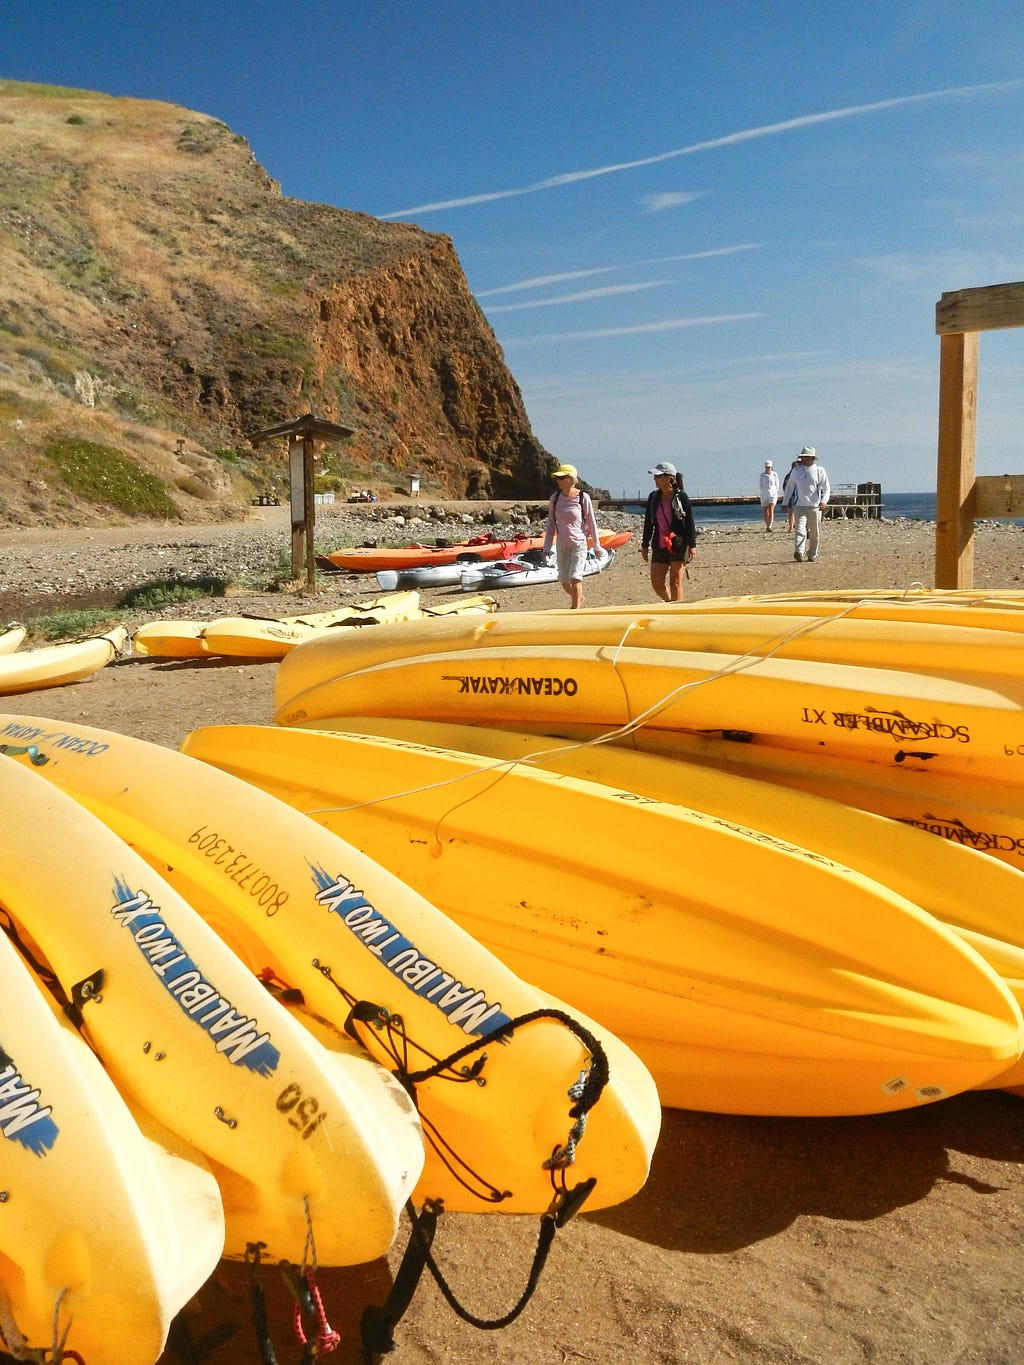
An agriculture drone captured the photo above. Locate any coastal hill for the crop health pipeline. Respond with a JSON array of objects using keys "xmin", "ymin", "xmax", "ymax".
[{"xmin": 0, "ymin": 80, "xmax": 555, "ymax": 527}]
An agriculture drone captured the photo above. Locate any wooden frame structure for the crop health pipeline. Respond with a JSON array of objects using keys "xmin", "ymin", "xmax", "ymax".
[
  {"xmin": 935, "ymin": 280, "xmax": 1024, "ymax": 587},
  {"xmin": 250, "ymin": 412, "xmax": 354, "ymax": 591}
]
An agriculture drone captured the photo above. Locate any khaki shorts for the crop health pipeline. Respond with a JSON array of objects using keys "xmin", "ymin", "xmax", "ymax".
[{"xmin": 557, "ymin": 544, "xmax": 588, "ymax": 582}]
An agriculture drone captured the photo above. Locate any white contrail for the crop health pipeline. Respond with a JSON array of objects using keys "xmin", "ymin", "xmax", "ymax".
[
  {"xmin": 503, "ymin": 313, "xmax": 765, "ymax": 345},
  {"xmin": 381, "ymin": 81, "xmax": 1020, "ymax": 219},
  {"xmin": 484, "ymin": 282, "xmax": 671, "ymax": 313},
  {"xmin": 476, "ymin": 244, "xmax": 760, "ymax": 297}
]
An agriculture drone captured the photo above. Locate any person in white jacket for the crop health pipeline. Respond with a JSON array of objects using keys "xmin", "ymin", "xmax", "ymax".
[
  {"xmin": 757, "ymin": 459, "xmax": 781, "ymax": 532},
  {"xmin": 783, "ymin": 446, "xmax": 831, "ymax": 562}
]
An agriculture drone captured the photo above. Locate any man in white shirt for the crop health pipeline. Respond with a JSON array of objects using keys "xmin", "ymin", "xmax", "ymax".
[
  {"xmin": 757, "ymin": 459, "xmax": 780, "ymax": 532},
  {"xmin": 784, "ymin": 446, "xmax": 830, "ymax": 562}
]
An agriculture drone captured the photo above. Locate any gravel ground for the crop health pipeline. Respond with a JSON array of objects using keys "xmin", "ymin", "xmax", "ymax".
[
  {"xmin": 3, "ymin": 499, "xmax": 1021, "ymax": 639},
  {"xmin": 0, "ymin": 499, "xmax": 600, "ymax": 622}
]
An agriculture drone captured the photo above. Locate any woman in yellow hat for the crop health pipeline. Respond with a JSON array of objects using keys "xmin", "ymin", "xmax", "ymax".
[{"xmin": 541, "ymin": 464, "xmax": 602, "ymax": 608}]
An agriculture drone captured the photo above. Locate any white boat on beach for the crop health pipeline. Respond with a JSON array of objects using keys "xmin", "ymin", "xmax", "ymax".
[{"xmin": 459, "ymin": 546, "xmax": 614, "ymax": 591}]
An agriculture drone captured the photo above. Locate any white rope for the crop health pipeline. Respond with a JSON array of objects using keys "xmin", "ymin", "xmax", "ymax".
[
  {"xmin": 296, "ymin": 586, "xmax": 1000, "ymax": 818},
  {"xmin": 299, "ymin": 607, "xmax": 855, "ymax": 816}
]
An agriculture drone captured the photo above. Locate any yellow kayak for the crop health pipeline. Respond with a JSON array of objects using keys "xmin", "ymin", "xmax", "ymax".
[
  {"xmin": 0, "ymin": 755, "xmax": 424, "ymax": 1266},
  {"xmin": 0, "ymin": 623, "xmax": 26, "ymax": 655},
  {"xmin": 273, "ymin": 600, "xmax": 1024, "ymax": 693},
  {"xmin": 274, "ymin": 640, "xmax": 1024, "ymax": 787},
  {"xmin": 0, "ymin": 714, "xmax": 660, "ymax": 1215},
  {"xmin": 200, "ymin": 590, "xmax": 424, "ymax": 658},
  {"xmin": 134, "ymin": 594, "xmax": 497, "ymax": 661},
  {"xmin": 0, "ymin": 919, "xmax": 224, "ymax": 1364},
  {"xmin": 0, "ymin": 626, "xmax": 127, "ymax": 694},
  {"xmin": 181, "ymin": 722, "xmax": 1024, "ymax": 1117},
  {"xmin": 132, "ymin": 619, "xmax": 207, "ymax": 658},
  {"xmin": 317, "ymin": 714, "xmax": 1024, "ymax": 1088}
]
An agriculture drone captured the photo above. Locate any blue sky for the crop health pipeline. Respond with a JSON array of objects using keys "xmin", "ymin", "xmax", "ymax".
[{"xmin": 3, "ymin": 1, "xmax": 1022, "ymax": 494}]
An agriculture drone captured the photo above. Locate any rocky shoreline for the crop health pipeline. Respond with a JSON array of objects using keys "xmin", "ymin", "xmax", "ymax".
[{"xmin": 0, "ymin": 500, "xmax": 605, "ymax": 619}]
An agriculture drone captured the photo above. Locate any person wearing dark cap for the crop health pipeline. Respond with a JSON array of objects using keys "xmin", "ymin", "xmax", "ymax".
[
  {"xmin": 641, "ymin": 461, "xmax": 697, "ymax": 601},
  {"xmin": 781, "ymin": 457, "xmax": 801, "ymax": 531},
  {"xmin": 786, "ymin": 445, "xmax": 830, "ymax": 562},
  {"xmin": 758, "ymin": 459, "xmax": 780, "ymax": 532},
  {"xmin": 542, "ymin": 463, "xmax": 602, "ymax": 608}
]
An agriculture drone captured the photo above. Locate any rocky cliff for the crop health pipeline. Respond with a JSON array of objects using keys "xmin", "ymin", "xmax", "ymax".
[{"xmin": 0, "ymin": 80, "xmax": 554, "ymax": 524}]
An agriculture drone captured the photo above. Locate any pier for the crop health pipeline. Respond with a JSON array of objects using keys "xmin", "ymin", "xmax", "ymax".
[{"xmin": 597, "ymin": 482, "xmax": 882, "ymax": 519}]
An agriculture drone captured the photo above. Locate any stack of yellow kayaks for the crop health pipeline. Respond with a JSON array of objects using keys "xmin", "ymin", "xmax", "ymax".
[
  {"xmin": 275, "ymin": 715, "xmax": 1024, "ymax": 1079},
  {"xmin": 198, "ymin": 589, "xmax": 425, "ymax": 658},
  {"xmin": 0, "ymin": 716, "xmax": 661, "ymax": 1219},
  {"xmin": 270, "ymin": 596, "xmax": 1024, "ymax": 851},
  {"xmin": 0, "ymin": 626, "xmax": 127, "ymax": 694},
  {"xmin": 0, "ymin": 756, "xmax": 424, "ymax": 1273},
  {"xmin": 132, "ymin": 591, "xmax": 497, "ymax": 660},
  {"xmin": 0, "ymin": 924, "xmax": 223, "ymax": 1365},
  {"xmin": 176, "ymin": 722, "xmax": 1024, "ymax": 1116}
]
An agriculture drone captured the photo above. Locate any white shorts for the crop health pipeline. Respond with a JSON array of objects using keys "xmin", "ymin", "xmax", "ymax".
[{"xmin": 557, "ymin": 544, "xmax": 588, "ymax": 583}]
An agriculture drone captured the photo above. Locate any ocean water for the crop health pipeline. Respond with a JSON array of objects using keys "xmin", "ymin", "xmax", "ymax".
[{"xmin": 616, "ymin": 491, "xmax": 939, "ymax": 526}]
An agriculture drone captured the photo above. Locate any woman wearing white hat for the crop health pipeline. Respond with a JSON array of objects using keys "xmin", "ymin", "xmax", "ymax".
[
  {"xmin": 758, "ymin": 459, "xmax": 780, "ymax": 532},
  {"xmin": 541, "ymin": 463, "xmax": 602, "ymax": 608},
  {"xmin": 641, "ymin": 462, "xmax": 697, "ymax": 601}
]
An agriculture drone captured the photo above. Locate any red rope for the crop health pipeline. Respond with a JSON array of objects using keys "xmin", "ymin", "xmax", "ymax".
[{"xmin": 292, "ymin": 1266, "xmax": 340, "ymax": 1356}]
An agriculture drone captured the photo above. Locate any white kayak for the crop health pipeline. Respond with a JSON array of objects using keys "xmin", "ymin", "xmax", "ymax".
[
  {"xmin": 376, "ymin": 559, "xmax": 495, "ymax": 590},
  {"xmin": 460, "ymin": 547, "xmax": 614, "ymax": 592}
]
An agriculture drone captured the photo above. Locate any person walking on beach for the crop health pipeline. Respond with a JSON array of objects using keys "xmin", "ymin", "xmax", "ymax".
[
  {"xmin": 542, "ymin": 463, "xmax": 602, "ymax": 608},
  {"xmin": 758, "ymin": 459, "xmax": 780, "ymax": 532},
  {"xmin": 782, "ymin": 458, "xmax": 801, "ymax": 532},
  {"xmin": 787, "ymin": 446, "xmax": 830, "ymax": 562},
  {"xmin": 641, "ymin": 461, "xmax": 697, "ymax": 601}
]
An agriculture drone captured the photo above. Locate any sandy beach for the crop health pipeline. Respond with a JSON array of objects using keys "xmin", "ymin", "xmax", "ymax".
[{"xmin": 3, "ymin": 508, "xmax": 1024, "ymax": 1365}]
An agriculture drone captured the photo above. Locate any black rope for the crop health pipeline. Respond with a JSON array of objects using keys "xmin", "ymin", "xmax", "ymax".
[
  {"xmin": 339, "ymin": 994, "xmax": 513, "ymax": 1203},
  {"xmin": 320, "ymin": 960, "xmax": 611, "ymax": 1199},
  {"xmin": 360, "ymin": 1199, "xmax": 441, "ymax": 1362},
  {"xmin": 356, "ymin": 1008, "xmax": 609, "ymax": 1361},
  {"xmin": 405, "ymin": 1007, "xmax": 611, "ymax": 1130},
  {"xmin": 414, "ymin": 1199, "xmax": 557, "ymax": 1331},
  {"xmin": 0, "ymin": 908, "xmax": 67, "ymax": 1009},
  {"xmin": 360, "ymin": 1173, "xmax": 598, "ymax": 1365},
  {"xmin": 245, "ymin": 1243, "xmax": 280, "ymax": 1365}
]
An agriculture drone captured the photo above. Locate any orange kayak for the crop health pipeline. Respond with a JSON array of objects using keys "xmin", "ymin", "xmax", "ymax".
[
  {"xmin": 322, "ymin": 528, "xmax": 631, "ymax": 573},
  {"xmin": 321, "ymin": 533, "xmax": 543, "ymax": 573}
]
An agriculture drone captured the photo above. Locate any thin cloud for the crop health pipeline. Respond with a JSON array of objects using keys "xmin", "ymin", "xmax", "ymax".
[
  {"xmin": 859, "ymin": 249, "xmax": 1019, "ymax": 288},
  {"xmin": 381, "ymin": 81, "xmax": 1020, "ymax": 218},
  {"xmin": 484, "ymin": 281, "xmax": 672, "ymax": 314},
  {"xmin": 504, "ymin": 313, "xmax": 765, "ymax": 345},
  {"xmin": 640, "ymin": 192, "xmax": 705, "ymax": 213},
  {"xmin": 476, "ymin": 244, "xmax": 760, "ymax": 297}
]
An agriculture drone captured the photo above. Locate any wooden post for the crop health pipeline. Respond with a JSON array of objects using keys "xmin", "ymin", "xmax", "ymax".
[
  {"xmin": 934, "ymin": 280, "xmax": 1024, "ymax": 588},
  {"xmin": 288, "ymin": 435, "xmax": 304, "ymax": 579},
  {"xmin": 934, "ymin": 331, "xmax": 978, "ymax": 588},
  {"xmin": 250, "ymin": 413, "xmax": 356, "ymax": 595},
  {"xmin": 303, "ymin": 430, "xmax": 316, "ymax": 591}
]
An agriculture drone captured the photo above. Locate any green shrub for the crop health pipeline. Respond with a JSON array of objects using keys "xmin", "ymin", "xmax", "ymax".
[
  {"xmin": 43, "ymin": 433, "xmax": 179, "ymax": 518},
  {"xmin": 118, "ymin": 577, "xmax": 227, "ymax": 610},
  {"xmin": 26, "ymin": 607, "xmax": 119, "ymax": 641}
]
